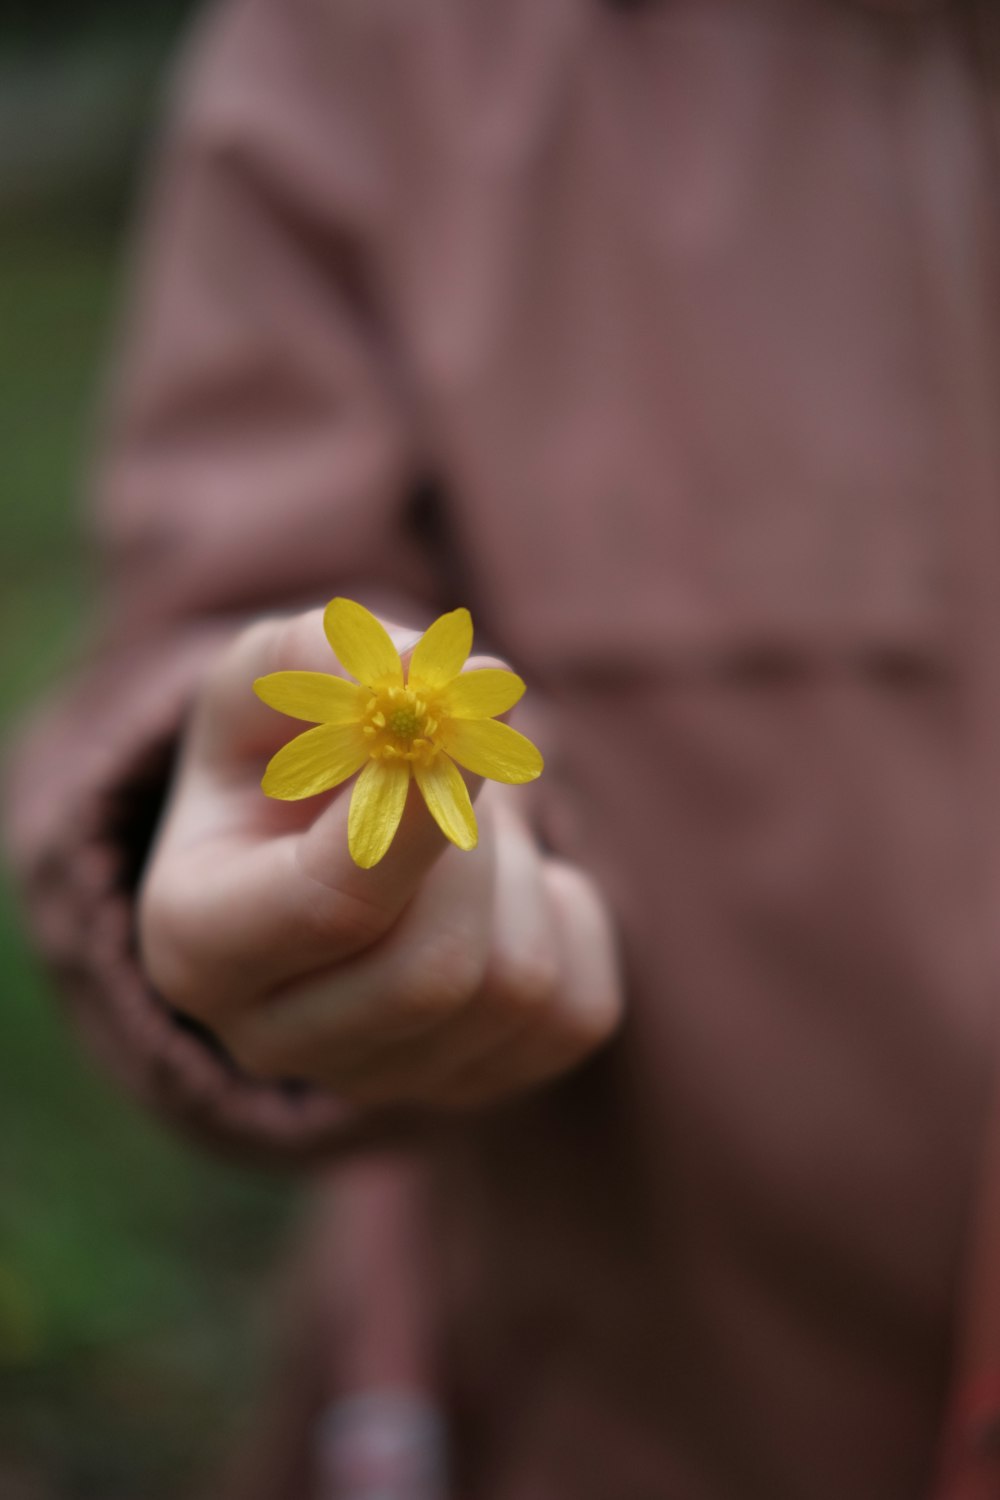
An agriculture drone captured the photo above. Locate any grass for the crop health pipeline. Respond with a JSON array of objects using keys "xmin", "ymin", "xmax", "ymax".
[{"xmin": 0, "ymin": 225, "xmax": 296, "ymax": 1500}]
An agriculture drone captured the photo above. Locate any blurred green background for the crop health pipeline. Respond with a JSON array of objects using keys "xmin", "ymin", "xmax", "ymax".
[{"xmin": 1, "ymin": 7, "xmax": 297, "ymax": 1497}]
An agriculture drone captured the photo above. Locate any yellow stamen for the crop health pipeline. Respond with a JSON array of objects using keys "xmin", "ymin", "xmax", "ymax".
[
  {"xmin": 361, "ymin": 686, "xmax": 444, "ymax": 765},
  {"xmin": 389, "ymin": 708, "xmax": 421, "ymax": 739}
]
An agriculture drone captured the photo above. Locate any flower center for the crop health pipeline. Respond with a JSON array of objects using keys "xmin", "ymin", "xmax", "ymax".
[
  {"xmin": 388, "ymin": 708, "xmax": 421, "ymax": 739},
  {"xmin": 362, "ymin": 687, "xmax": 440, "ymax": 763}
]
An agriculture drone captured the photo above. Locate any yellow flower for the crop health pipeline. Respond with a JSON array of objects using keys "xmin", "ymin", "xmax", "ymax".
[{"xmin": 254, "ymin": 599, "xmax": 543, "ymax": 868}]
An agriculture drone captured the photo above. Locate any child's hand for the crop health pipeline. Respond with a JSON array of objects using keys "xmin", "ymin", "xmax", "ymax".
[{"xmin": 138, "ymin": 608, "xmax": 623, "ymax": 1111}]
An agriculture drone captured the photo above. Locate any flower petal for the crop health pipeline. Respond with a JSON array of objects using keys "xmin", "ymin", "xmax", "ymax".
[
  {"xmin": 407, "ymin": 608, "xmax": 472, "ymax": 691},
  {"xmin": 414, "ymin": 753, "xmax": 478, "ymax": 851},
  {"xmin": 262, "ymin": 722, "xmax": 369, "ymax": 800},
  {"xmin": 254, "ymin": 671, "xmax": 369, "ymax": 723},
  {"xmin": 348, "ymin": 759, "xmax": 411, "ymax": 868},
  {"xmin": 437, "ymin": 718, "xmax": 543, "ymax": 785},
  {"xmin": 439, "ymin": 668, "xmax": 525, "ymax": 720},
  {"xmin": 324, "ymin": 598, "xmax": 403, "ymax": 689}
]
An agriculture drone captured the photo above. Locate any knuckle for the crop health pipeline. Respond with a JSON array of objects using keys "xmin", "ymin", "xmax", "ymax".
[
  {"xmin": 137, "ymin": 870, "xmax": 209, "ymax": 1017},
  {"xmin": 387, "ymin": 934, "xmax": 482, "ymax": 1026},
  {"xmin": 273, "ymin": 607, "xmax": 325, "ymax": 666},
  {"xmin": 568, "ymin": 981, "xmax": 625, "ymax": 1053},
  {"xmin": 234, "ymin": 616, "xmax": 274, "ymax": 661},
  {"xmin": 491, "ymin": 952, "xmax": 560, "ymax": 1016},
  {"xmin": 137, "ymin": 862, "xmax": 238, "ymax": 1025},
  {"xmin": 388, "ymin": 972, "xmax": 463, "ymax": 1028},
  {"xmin": 199, "ymin": 614, "xmax": 301, "ymax": 732},
  {"xmin": 207, "ymin": 619, "xmax": 270, "ymax": 697},
  {"xmin": 294, "ymin": 850, "xmax": 394, "ymax": 954}
]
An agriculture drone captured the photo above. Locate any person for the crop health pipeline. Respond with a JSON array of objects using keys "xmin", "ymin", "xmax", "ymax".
[{"xmin": 6, "ymin": 0, "xmax": 1000, "ymax": 1494}]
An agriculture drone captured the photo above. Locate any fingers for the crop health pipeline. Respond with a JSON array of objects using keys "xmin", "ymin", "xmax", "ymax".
[
  {"xmin": 139, "ymin": 781, "xmax": 488, "ymax": 1025},
  {"xmin": 215, "ymin": 806, "xmax": 624, "ymax": 1112},
  {"xmin": 264, "ymin": 802, "xmax": 558, "ymax": 1105},
  {"xmin": 216, "ymin": 821, "xmax": 499, "ymax": 1082},
  {"xmin": 428, "ymin": 859, "xmax": 624, "ymax": 1110}
]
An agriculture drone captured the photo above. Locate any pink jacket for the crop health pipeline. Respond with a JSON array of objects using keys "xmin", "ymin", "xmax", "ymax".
[{"xmin": 7, "ymin": 0, "xmax": 1000, "ymax": 1494}]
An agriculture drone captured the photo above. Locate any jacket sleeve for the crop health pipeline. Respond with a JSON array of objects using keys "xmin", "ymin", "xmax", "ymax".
[{"xmin": 2, "ymin": 0, "xmax": 445, "ymax": 1166}]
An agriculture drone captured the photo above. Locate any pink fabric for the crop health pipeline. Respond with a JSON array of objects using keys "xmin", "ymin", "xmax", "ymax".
[{"xmin": 9, "ymin": 0, "xmax": 1000, "ymax": 1494}]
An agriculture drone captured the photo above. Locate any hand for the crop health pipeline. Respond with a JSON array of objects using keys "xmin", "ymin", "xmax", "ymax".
[{"xmin": 138, "ymin": 607, "xmax": 624, "ymax": 1112}]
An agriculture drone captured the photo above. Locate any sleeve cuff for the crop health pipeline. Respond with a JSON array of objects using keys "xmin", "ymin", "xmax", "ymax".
[{"xmin": 3, "ymin": 623, "xmax": 417, "ymax": 1167}]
